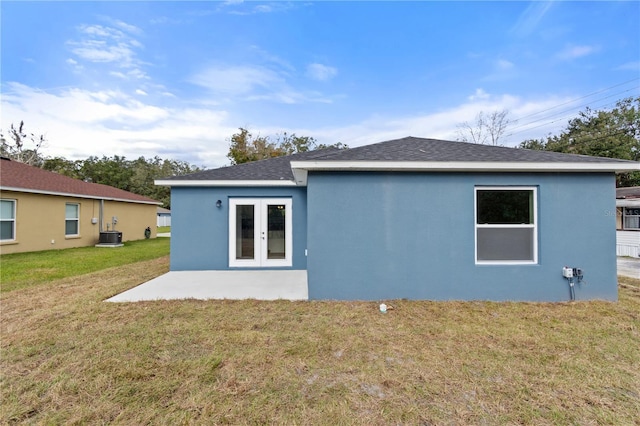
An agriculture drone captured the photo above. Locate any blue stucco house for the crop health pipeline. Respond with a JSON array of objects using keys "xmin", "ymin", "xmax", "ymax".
[{"xmin": 156, "ymin": 137, "xmax": 639, "ymax": 302}]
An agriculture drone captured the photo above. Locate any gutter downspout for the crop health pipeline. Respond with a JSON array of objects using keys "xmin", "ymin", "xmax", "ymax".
[{"xmin": 99, "ymin": 199, "xmax": 104, "ymax": 232}]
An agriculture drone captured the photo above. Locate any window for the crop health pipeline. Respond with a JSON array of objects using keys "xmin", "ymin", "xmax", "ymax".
[
  {"xmin": 0, "ymin": 199, "xmax": 16, "ymax": 241},
  {"xmin": 623, "ymin": 207, "xmax": 640, "ymax": 230},
  {"xmin": 475, "ymin": 187, "xmax": 537, "ymax": 264},
  {"xmin": 65, "ymin": 203, "xmax": 80, "ymax": 236}
]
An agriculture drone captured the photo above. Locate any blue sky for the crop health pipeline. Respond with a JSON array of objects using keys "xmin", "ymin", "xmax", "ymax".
[{"xmin": 2, "ymin": 1, "xmax": 639, "ymax": 168}]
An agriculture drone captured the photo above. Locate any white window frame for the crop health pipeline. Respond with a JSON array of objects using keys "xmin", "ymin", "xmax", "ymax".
[
  {"xmin": 0, "ymin": 199, "xmax": 16, "ymax": 242},
  {"xmin": 474, "ymin": 186, "xmax": 538, "ymax": 265},
  {"xmin": 622, "ymin": 207, "xmax": 640, "ymax": 230},
  {"xmin": 65, "ymin": 203, "xmax": 80, "ymax": 237},
  {"xmin": 229, "ymin": 198, "xmax": 293, "ymax": 268}
]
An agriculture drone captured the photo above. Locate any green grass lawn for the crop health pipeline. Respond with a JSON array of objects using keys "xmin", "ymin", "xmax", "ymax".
[
  {"xmin": 1, "ymin": 250, "xmax": 639, "ymax": 424},
  {"xmin": 157, "ymin": 226, "xmax": 171, "ymax": 234},
  {"xmin": 0, "ymin": 238, "xmax": 170, "ymax": 293}
]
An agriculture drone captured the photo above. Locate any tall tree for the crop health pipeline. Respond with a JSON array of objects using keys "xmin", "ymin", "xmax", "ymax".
[
  {"xmin": 0, "ymin": 121, "xmax": 46, "ymax": 166},
  {"xmin": 43, "ymin": 154, "xmax": 201, "ymax": 208},
  {"xmin": 517, "ymin": 96, "xmax": 640, "ymax": 186},
  {"xmin": 227, "ymin": 128, "xmax": 347, "ymax": 165},
  {"xmin": 227, "ymin": 128, "xmax": 282, "ymax": 165},
  {"xmin": 457, "ymin": 110, "xmax": 510, "ymax": 145}
]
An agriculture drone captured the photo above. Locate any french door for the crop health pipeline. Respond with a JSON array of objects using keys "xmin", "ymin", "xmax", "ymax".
[{"xmin": 229, "ymin": 198, "xmax": 292, "ymax": 267}]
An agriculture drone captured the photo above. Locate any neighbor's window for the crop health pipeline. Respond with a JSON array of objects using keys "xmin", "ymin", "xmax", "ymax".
[
  {"xmin": 0, "ymin": 199, "xmax": 16, "ymax": 241},
  {"xmin": 475, "ymin": 187, "xmax": 537, "ymax": 263},
  {"xmin": 65, "ymin": 203, "xmax": 80, "ymax": 236},
  {"xmin": 623, "ymin": 207, "xmax": 640, "ymax": 230}
]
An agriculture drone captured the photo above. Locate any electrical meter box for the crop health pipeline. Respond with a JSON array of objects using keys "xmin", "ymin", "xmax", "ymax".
[{"xmin": 562, "ymin": 267, "xmax": 573, "ymax": 278}]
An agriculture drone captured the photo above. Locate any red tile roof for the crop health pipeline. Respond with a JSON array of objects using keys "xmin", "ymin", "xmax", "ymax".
[{"xmin": 0, "ymin": 158, "xmax": 160, "ymax": 204}]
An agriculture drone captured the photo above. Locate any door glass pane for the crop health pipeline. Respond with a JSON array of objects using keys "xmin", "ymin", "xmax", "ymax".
[
  {"xmin": 267, "ymin": 204, "xmax": 286, "ymax": 259},
  {"xmin": 236, "ymin": 205, "xmax": 254, "ymax": 259}
]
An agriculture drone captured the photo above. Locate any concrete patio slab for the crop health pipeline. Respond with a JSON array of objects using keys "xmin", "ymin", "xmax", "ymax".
[{"xmin": 106, "ymin": 270, "xmax": 308, "ymax": 302}]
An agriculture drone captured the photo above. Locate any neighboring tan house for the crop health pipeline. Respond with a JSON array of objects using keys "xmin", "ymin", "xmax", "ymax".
[
  {"xmin": 157, "ymin": 207, "xmax": 171, "ymax": 227},
  {"xmin": 0, "ymin": 157, "xmax": 161, "ymax": 254},
  {"xmin": 157, "ymin": 137, "xmax": 640, "ymax": 302},
  {"xmin": 616, "ymin": 186, "xmax": 640, "ymax": 257}
]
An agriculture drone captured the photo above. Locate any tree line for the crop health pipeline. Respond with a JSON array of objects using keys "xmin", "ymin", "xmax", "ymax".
[
  {"xmin": 456, "ymin": 96, "xmax": 639, "ymax": 187},
  {"xmin": 3, "ymin": 96, "xmax": 638, "ymax": 208},
  {"xmin": 517, "ymin": 96, "xmax": 639, "ymax": 187},
  {"xmin": 0, "ymin": 124, "xmax": 201, "ymax": 209},
  {"xmin": 41, "ymin": 155, "xmax": 201, "ymax": 208}
]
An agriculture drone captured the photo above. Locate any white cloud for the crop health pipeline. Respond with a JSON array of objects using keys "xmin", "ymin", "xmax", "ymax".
[
  {"xmin": 69, "ymin": 39, "xmax": 136, "ymax": 64},
  {"xmin": 67, "ymin": 21, "xmax": 146, "ymax": 80},
  {"xmin": 189, "ymin": 64, "xmax": 334, "ymax": 104},
  {"xmin": 306, "ymin": 63, "xmax": 338, "ymax": 81},
  {"xmin": 614, "ymin": 61, "xmax": 640, "ymax": 71},
  {"xmin": 556, "ymin": 44, "xmax": 599, "ymax": 60},
  {"xmin": 190, "ymin": 65, "xmax": 283, "ymax": 95},
  {"xmin": 496, "ymin": 59, "xmax": 514, "ymax": 71},
  {"xmin": 1, "ymin": 82, "xmax": 234, "ymax": 167},
  {"xmin": 110, "ymin": 19, "xmax": 143, "ymax": 35},
  {"xmin": 135, "ymin": 89, "xmax": 148, "ymax": 96},
  {"xmin": 0, "ymin": 82, "xmax": 582, "ymax": 170},
  {"xmin": 468, "ymin": 88, "xmax": 490, "ymax": 101},
  {"xmin": 510, "ymin": 1, "xmax": 554, "ymax": 38},
  {"xmin": 308, "ymin": 91, "xmax": 575, "ymax": 150}
]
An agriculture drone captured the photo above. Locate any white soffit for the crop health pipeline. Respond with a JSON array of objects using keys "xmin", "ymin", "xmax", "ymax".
[{"xmin": 154, "ymin": 179, "xmax": 297, "ymax": 187}]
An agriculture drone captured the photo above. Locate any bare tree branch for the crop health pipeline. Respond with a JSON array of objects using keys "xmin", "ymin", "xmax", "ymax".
[{"xmin": 457, "ymin": 110, "xmax": 510, "ymax": 145}]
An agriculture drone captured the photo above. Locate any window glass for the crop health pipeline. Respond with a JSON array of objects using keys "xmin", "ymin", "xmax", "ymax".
[
  {"xmin": 623, "ymin": 207, "xmax": 640, "ymax": 230},
  {"xmin": 1, "ymin": 200, "xmax": 15, "ymax": 220},
  {"xmin": 477, "ymin": 228, "xmax": 534, "ymax": 261},
  {"xmin": 476, "ymin": 188, "xmax": 537, "ymax": 263},
  {"xmin": 0, "ymin": 200, "xmax": 15, "ymax": 240},
  {"xmin": 65, "ymin": 203, "xmax": 79, "ymax": 236},
  {"xmin": 477, "ymin": 190, "xmax": 533, "ymax": 224}
]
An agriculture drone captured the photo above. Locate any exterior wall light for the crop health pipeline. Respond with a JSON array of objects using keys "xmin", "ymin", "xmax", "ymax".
[{"xmin": 216, "ymin": 199, "xmax": 222, "ymax": 208}]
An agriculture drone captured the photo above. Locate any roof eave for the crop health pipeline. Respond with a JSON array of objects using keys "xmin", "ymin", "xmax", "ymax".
[
  {"xmin": 0, "ymin": 186, "xmax": 162, "ymax": 205},
  {"xmin": 289, "ymin": 160, "xmax": 640, "ymax": 185}
]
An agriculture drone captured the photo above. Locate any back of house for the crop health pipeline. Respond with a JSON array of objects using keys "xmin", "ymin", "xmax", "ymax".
[{"xmin": 157, "ymin": 137, "xmax": 640, "ymax": 302}]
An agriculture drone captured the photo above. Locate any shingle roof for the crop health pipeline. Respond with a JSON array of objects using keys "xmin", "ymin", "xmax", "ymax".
[
  {"xmin": 160, "ymin": 136, "xmax": 639, "ymax": 183},
  {"xmin": 314, "ymin": 136, "xmax": 636, "ymax": 163},
  {"xmin": 0, "ymin": 158, "xmax": 161, "ymax": 204},
  {"xmin": 165, "ymin": 147, "xmax": 340, "ymax": 181}
]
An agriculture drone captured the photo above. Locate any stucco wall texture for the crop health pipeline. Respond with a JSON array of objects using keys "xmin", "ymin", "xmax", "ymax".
[{"xmin": 0, "ymin": 191, "xmax": 157, "ymax": 254}]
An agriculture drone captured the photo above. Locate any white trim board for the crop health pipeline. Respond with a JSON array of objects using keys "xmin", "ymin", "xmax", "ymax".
[
  {"xmin": 290, "ymin": 161, "xmax": 640, "ymax": 186},
  {"xmin": 155, "ymin": 179, "xmax": 297, "ymax": 187}
]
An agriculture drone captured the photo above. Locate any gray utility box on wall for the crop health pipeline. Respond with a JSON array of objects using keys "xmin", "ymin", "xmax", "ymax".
[{"xmin": 99, "ymin": 231, "xmax": 123, "ymax": 244}]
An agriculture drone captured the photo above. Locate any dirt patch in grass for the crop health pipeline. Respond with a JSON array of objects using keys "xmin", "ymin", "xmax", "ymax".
[{"xmin": 2, "ymin": 264, "xmax": 639, "ymax": 424}]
